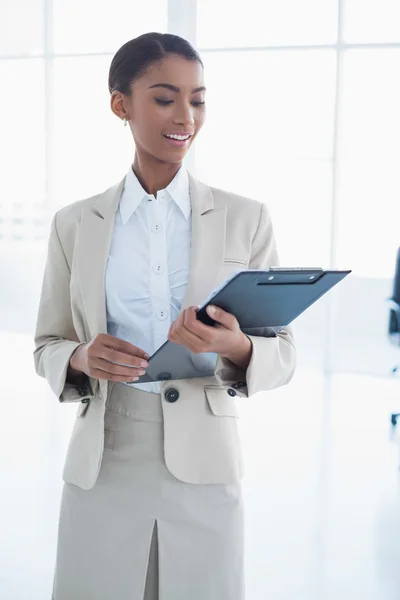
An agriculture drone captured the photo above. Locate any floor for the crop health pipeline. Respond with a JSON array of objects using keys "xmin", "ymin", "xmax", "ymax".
[{"xmin": 1, "ymin": 332, "xmax": 400, "ymax": 599}]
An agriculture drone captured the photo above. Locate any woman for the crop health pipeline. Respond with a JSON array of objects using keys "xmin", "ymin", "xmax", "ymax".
[{"xmin": 34, "ymin": 32, "xmax": 296, "ymax": 600}]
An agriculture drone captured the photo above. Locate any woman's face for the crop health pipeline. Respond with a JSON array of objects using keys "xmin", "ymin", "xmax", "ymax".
[{"xmin": 112, "ymin": 54, "xmax": 206, "ymax": 164}]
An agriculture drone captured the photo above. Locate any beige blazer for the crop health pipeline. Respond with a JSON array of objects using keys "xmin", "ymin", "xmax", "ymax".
[{"xmin": 33, "ymin": 174, "xmax": 296, "ymax": 490}]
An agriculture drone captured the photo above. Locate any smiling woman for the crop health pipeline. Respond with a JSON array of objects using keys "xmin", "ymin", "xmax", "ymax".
[
  {"xmin": 34, "ymin": 31, "xmax": 295, "ymax": 600},
  {"xmin": 108, "ymin": 34, "xmax": 206, "ymax": 190}
]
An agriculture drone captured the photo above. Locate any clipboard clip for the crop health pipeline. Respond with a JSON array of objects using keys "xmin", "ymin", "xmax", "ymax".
[{"xmin": 268, "ymin": 267, "xmax": 323, "ymax": 271}]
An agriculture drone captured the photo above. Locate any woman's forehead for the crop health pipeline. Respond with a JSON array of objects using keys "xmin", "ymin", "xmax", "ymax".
[{"xmin": 138, "ymin": 56, "xmax": 205, "ymax": 89}]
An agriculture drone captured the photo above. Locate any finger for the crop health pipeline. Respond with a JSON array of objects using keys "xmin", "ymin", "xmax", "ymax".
[
  {"xmin": 170, "ymin": 308, "xmax": 210, "ymax": 346},
  {"xmin": 174, "ymin": 310, "xmax": 185, "ymax": 330},
  {"xmin": 168, "ymin": 310, "xmax": 185, "ymax": 339},
  {"xmin": 206, "ymin": 305, "xmax": 238, "ymax": 330},
  {"xmin": 168, "ymin": 321, "xmax": 180, "ymax": 344},
  {"xmin": 169, "ymin": 316, "xmax": 190, "ymax": 345},
  {"xmin": 95, "ymin": 346, "xmax": 149, "ymax": 369},
  {"xmin": 88, "ymin": 366, "xmax": 142, "ymax": 383},
  {"xmin": 90, "ymin": 357, "xmax": 147, "ymax": 378},
  {"xmin": 171, "ymin": 327, "xmax": 203, "ymax": 353},
  {"xmin": 174, "ymin": 319, "xmax": 209, "ymax": 352},
  {"xmin": 98, "ymin": 334, "xmax": 150, "ymax": 360},
  {"xmin": 183, "ymin": 307, "xmax": 214, "ymax": 342}
]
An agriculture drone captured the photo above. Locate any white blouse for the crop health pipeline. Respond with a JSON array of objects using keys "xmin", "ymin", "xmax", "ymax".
[{"xmin": 105, "ymin": 166, "xmax": 192, "ymax": 394}]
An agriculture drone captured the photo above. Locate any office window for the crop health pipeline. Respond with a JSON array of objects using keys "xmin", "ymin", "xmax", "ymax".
[
  {"xmin": 53, "ymin": 0, "xmax": 168, "ymax": 54},
  {"xmin": 343, "ymin": 0, "xmax": 400, "ymax": 43},
  {"xmin": 197, "ymin": 0, "xmax": 339, "ymax": 49},
  {"xmin": 0, "ymin": 0, "xmax": 44, "ymax": 56},
  {"xmin": 195, "ymin": 50, "xmax": 337, "ymax": 267},
  {"xmin": 0, "ymin": 60, "xmax": 46, "ymax": 241},
  {"xmin": 52, "ymin": 56, "xmax": 133, "ymax": 207},
  {"xmin": 335, "ymin": 49, "xmax": 400, "ymax": 277}
]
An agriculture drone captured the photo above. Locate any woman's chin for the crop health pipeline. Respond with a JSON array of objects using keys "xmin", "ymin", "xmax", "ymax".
[{"xmin": 154, "ymin": 148, "xmax": 188, "ymax": 164}]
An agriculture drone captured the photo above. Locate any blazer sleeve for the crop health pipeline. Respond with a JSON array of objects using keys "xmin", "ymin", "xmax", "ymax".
[
  {"xmin": 33, "ymin": 213, "xmax": 94, "ymax": 403},
  {"xmin": 213, "ymin": 202, "xmax": 296, "ymax": 397}
]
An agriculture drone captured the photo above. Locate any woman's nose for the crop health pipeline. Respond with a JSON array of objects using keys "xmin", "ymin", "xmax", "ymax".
[{"xmin": 173, "ymin": 105, "xmax": 194, "ymax": 128}]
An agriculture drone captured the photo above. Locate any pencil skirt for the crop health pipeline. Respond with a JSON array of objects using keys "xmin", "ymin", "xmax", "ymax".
[{"xmin": 51, "ymin": 383, "xmax": 245, "ymax": 600}]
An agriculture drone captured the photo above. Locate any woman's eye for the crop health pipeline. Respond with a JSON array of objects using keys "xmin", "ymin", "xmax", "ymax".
[
  {"xmin": 155, "ymin": 98, "xmax": 205, "ymax": 107},
  {"xmin": 155, "ymin": 98, "xmax": 173, "ymax": 106}
]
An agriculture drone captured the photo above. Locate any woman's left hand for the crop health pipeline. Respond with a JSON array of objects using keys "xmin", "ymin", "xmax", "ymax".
[{"xmin": 168, "ymin": 305, "xmax": 251, "ymax": 364}]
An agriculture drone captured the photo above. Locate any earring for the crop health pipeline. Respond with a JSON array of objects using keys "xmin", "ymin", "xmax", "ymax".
[{"xmin": 123, "ymin": 117, "xmax": 128, "ymax": 127}]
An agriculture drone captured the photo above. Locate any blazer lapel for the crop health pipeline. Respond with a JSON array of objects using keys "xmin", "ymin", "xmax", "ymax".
[
  {"xmin": 77, "ymin": 177, "xmax": 125, "ymax": 339},
  {"xmin": 181, "ymin": 175, "xmax": 227, "ymax": 310}
]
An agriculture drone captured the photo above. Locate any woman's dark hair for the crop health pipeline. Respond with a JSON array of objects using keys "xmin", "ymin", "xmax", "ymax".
[{"xmin": 108, "ymin": 32, "xmax": 203, "ymax": 95}]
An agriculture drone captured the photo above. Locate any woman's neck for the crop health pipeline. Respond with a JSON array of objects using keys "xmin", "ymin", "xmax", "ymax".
[{"xmin": 132, "ymin": 154, "xmax": 182, "ymax": 196}]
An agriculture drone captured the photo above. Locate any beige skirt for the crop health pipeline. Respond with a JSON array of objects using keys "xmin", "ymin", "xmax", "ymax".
[{"xmin": 52, "ymin": 383, "xmax": 245, "ymax": 600}]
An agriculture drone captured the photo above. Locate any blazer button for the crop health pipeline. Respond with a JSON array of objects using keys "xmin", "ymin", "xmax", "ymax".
[
  {"xmin": 77, "ymin": 387, "xmax": 88, "ymax": 397},
  {"xmin": 165, "ymin": 388, "xmax": 180, "ymax": 403},
  {"xmin": 81, "ymin": 398, "xmax": 90, "ymax": 404},
  {"xmin": 227, "ymin": 388, "xmax": 237, "ymax": 397},
  {"xmin": 232, "ymin": 381, "xmax": 246, "ymax": 390}
]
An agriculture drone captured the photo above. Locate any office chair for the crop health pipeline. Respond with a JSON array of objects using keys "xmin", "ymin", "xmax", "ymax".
[{"xmin": 388, "ymin": 247, "xmax": 400, "ymax": 426}]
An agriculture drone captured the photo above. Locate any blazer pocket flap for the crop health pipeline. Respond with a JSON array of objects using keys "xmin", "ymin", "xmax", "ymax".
[
  {"xmin": 204, "ymin": 387, "xmax": 238, "ymax": 418},
  {"xmin": 224, "ymin": 258, "xmax": 247, "ymax": 266}
]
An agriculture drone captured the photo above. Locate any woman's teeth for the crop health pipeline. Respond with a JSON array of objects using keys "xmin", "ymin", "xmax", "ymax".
[{"xmin": 165, "ymin": 134, "xmax": 191, "ymax": 140}]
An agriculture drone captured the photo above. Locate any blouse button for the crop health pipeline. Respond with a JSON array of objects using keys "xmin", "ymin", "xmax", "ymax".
[
  {"xmin": 152, "ymin": 264, "xmax": 165, "ymax": 275},
  {"xmin": 152, "ymin": 223, "xmax": 162, "ymax": 233},
  {"xmin": 156, "ymin": 309, "xmax": 169, "ymax": 320}
]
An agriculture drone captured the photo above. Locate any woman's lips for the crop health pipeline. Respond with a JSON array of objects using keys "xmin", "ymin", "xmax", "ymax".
[{"xmin": 163, "ymin": 134, "xmax": 192, "ymax": 147}]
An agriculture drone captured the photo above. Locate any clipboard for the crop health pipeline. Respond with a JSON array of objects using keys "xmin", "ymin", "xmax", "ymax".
[{"xmin": 136, "ymin": 267, "xmax": 351, "ymax": 383}]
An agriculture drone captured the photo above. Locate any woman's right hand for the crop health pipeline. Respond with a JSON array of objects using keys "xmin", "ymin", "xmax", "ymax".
[{"xmin": 69, "ymin": 334, "xmax": 150, "ymax": 383}]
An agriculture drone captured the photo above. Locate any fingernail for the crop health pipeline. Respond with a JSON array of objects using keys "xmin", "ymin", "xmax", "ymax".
[
  {"xmin": 144, "ymin": 353, "xmax": 150, "ymax": 360},
  {"xmin": 207, "ymin": 305, "xmax": 216, "ymax": 316},
  {"xmin": 141, "ymin": 361, "xmax": 149, "ymax": 367}
]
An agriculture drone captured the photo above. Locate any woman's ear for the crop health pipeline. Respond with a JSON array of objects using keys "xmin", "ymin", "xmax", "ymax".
[{"xmin": 110, "ymin": 91, "xmax": 129, "ymax": 122}]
